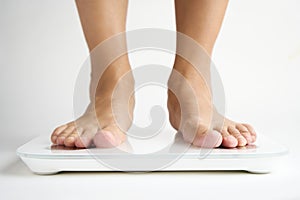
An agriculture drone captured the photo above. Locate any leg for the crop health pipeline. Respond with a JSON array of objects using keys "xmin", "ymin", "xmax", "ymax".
[
  {"xmin": 168, "ymin": 0, "xmax": 256, "ymax": 147},
  {"xmin": 51, "ymin": 0, "xmax": 134, "ymax": 148}
]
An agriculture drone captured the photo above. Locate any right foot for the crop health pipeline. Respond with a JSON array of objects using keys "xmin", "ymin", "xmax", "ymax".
[
  {"xmin": 167, "ymin": 57, "xmax": 256, "ymax": 148},
  {"xmin": 51, "ymin": 61, "xmax": 135, "ymax": 148}
]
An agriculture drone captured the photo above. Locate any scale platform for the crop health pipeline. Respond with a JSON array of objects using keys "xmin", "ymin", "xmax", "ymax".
[{"xmin": 17, "ymin": 131, "xmax": 288, "ymax": 174}]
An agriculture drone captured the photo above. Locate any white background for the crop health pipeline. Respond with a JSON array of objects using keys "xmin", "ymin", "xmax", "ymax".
[{"xmin": 0, "ymin": 0, "xmax": 299, "ymax": 199}]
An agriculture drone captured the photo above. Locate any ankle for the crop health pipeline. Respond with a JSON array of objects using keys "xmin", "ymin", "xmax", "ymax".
[
  {"xmin": 172, "ymin": 57, "xmax": 198, "ymax": 78},
  {"xmin": 173, "ymin": 55, "xmax": 211, "ymax": 79}
]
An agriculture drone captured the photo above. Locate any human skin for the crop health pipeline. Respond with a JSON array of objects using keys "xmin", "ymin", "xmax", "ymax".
[
  {"xmin": 51, "ymin": 0, "xmax": 256, "ymax": 148},
  {"xmin": 51, "ymin": 0, "xmax": 134, "ymax": 148},
  {"xmin": 168, "ymin": 0, "xmax": 256, "ymax": 147}
]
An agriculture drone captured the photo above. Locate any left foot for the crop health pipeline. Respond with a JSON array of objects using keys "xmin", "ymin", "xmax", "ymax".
[{"xmin": 167, "ymin": 57, "xmax": 257, "ymax": 148}]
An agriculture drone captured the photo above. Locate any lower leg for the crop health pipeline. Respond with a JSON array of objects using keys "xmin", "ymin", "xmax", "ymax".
[
  {"xmin": 76, "ymin": 0, "xmax": 128, "ymax": 51},
  {"xmin": 168, "ymin": 0, "xmax": 256, "ymax": 147},
  {"xmin": 51, "ymin": 0, "xmax": 134, "ymax": 148},
  {"xmin": 175, "ymin": 0, "xmax": 228, "ymax": 55}
]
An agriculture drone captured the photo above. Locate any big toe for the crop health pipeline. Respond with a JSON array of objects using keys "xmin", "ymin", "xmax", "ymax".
[
  {"xmin": 93, "ymin": 128, "xmax": 125, "ymax": 148},
  {"xmin": 192, "ymin": 130, "xmax": 222, "ymax": 148}
]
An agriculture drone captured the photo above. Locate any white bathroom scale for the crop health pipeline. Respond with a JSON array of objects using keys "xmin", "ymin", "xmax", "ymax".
[{"xmin": 17, "ymin": 131, "xmax": 288, "ymax": 174}]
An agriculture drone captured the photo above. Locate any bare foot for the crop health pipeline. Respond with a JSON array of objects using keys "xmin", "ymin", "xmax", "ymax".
[
  {"xmin": 51, "ymin": 62, "xmax": 134, "ymax": 148},
  {"xmin": 167, "ymin": 57, "xmax": 256, "ymax": 148}
]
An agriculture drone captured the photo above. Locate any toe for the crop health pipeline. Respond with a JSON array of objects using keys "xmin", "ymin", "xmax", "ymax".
[
  {"xmin": 51, "ymin": 124, "xmax": 68, "ymax": 144},
  {"xmin": 242, "ymin": 123, "xmax": 257, "ymax": 142},
  {"xmin": 93, "ymin": 130, "xmax": 119, "ymax": 148},
  {"xmin": 64, "ymin": 134, "xmax": 76, "ymax": 147},
  {"xmin": 228, "ymin": 126, "xmax": 247, "ymax": 147},
  {"xmin": 192, "ymin": 130, "xmax": 222, "ymax": 148},
  {"xmin": 220, "ymin": 129, "xmax": 238, "ymax": 148},
  {"xmin": 64, "ymin": 128, "xmax": 82, "ymax": 147},
  {"xmin": 236, "ymin": 124, "xmax": 252, "ymax": 144},
  {"xmin": 93, "ymin": 125, "xmax": 125, "ymax": 148},
  {"xmin": 56, "ymin": 126, "xmax": 75, "ymax": 145},
  {"xmin": 75, "ymin": 129, "xmax": 95, "ymax": 148}
]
